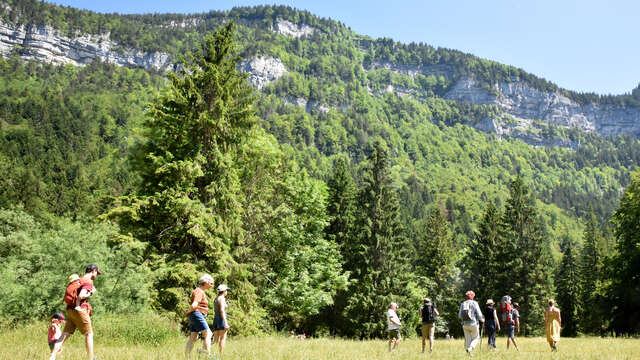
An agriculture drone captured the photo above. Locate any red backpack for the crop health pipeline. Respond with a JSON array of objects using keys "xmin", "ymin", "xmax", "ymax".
[
  {"xmin": 63, "ymin": 279, "xmax": 82, "ymax": 306},
  {"xmin": 500, "ymin": 295, "xmax": 514, "ymax": 325}
]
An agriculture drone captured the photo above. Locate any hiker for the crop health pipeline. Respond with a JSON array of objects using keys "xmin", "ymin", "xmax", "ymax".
[
  {"xmin": 184, "ymin": 274, "xmax": 214, "ymax": 359},
  {"xmin": 419, "ymin": 297, "xmax": 439, "ymax": 353},
  {"xmin": 545, "ymin": 299, "xmax": 561, "ymax": 351},
  {"xmin": 213, "ymin": 284, "xmax": 231, "ymax": 357},
  {"xmin": 48, "ymin": 312, "xmax": 65, "ymax": 360},
  {"xmin": 499, "ymin": 295, "xmax": 519, "ymax": 351},
  {"xmin": 387, "ymin": 302, "xmax": 402, "ymax": 352},
  {"xmin": 61, "ymin": 264, "xmax": 102, "ymax": 360},
  {"xmin": 458, "ymin": 290, "xmax": 484, "ymax": 356},
  {"xmin": 483, "ymin": 299, "xmax": 500, "ymax": 349},
  {"xmin": 507, "ymin": 302, "xmax": 521, "ymax": 350}
]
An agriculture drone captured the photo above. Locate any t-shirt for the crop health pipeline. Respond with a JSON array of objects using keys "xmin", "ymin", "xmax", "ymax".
[
  {"xmin": 512, "ymin": 309, "xmax": 520, "ymax": 323},
  {"xmin": 387, "ymin": 309, "xmax": 401, "ymax": 330},
  {"xmin": 48, "ymin": 323, "xmax": 61, "ymax": 343},
  {"xmin": 190, "ymin": 287, "xmax": 209, "ymax": 315}
]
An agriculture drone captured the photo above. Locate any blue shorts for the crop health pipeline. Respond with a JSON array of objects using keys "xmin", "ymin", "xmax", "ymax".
[
  {"xmin": 188, "ymin": 311, "xmax": 209, "ymax": 333},
  {"xmin": 213, "ymin": 315, "xmax": 227, "ymax": 331},
  {"xmin": 507, "ymin": 325, "xmax": 515, "ymax": 338}
]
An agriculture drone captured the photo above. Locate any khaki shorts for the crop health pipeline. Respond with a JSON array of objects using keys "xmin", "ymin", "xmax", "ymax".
[
  {"xmin": 63, "ymin": 309, "xmax": 92, "ymax": 335},
  {"xmin": 422, "ymin": 323, "xmax": 435, "ymax": 339},
  {"xmin": 388, "ymin": 329, "xmax": 401, "ymax": 340}
]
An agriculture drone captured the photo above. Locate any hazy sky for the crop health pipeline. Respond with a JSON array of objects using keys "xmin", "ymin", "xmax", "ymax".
[{"xmin": 44, "ymin": 0, "xmax": 639, "ymax": 95}]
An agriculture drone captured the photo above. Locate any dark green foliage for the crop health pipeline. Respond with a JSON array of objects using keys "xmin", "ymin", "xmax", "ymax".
[
  {"xmin": 464, "ymin": 202, "xmax": 502, "ymax": 305},
  {"xmin": 608, "ymin": 171, "xmax": 640, "ymax": 334},
  {"xmin": 579, "ymin": 211, "xmax": 608, "ymax": 334},
  {"xmin": 555, "ymin": 237, "xmax": 581, "ymax": 337},
  {"xmin": 499, "ymin": 177, "xmax": 553, "ymax": 335}
]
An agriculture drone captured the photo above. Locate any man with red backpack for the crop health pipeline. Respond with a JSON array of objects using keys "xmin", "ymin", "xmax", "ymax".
[
  {"xmin": 499, "ymin": 296, "xmax": 520, "ymax": 351},
  {"xmin": 61, "ymin": 264, "xmax": 102, "ymax": 360}
]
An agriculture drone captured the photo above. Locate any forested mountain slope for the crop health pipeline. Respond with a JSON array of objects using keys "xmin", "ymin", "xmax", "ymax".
[{"xmin": 0, "ymin": 0, "xmax": 638, "ymax": 335}]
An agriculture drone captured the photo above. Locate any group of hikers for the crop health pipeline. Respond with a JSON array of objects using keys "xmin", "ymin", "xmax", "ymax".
[
  {"xmin": 48, "ymin": 267, "xmax": 231, "ymax": 360},
  {"xmin": 47, "ymin": 266, "xmax": 563, "ymax": 359},
  {"xmin": 387, "ymin": 290, "xmax": 562, "ymax": 356}
]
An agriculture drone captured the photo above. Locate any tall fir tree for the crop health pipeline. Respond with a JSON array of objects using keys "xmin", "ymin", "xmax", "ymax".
[
  {"xmin": 500, "ymin": 176, "xmax": 553, "ymax": 335},
  {"xmin": 414, "ymin": 205, "xmax": 458, "ymax": 333},
  {"xmin": 555, "ymin": 236, "xmax": 581, "ymax": 337},
  {"xmin": 342, "ymin": 140, "xmax": 414, "ymax": 338},
  {"xmin": 609, "ymin": 171, "xmax": 640, "ymax": 334},
  {"xmin": 579, "ymin": 210, "xmax": 606, "ymax": 334},
  {"xmin": 464, "ymin": 202, "xmax": 502, "ymax": 304}
]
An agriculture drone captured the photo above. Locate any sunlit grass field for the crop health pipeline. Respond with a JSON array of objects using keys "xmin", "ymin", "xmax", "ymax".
[{"xmin": 2, "ymin": 320, "xmax": 639, "ymax": 360}]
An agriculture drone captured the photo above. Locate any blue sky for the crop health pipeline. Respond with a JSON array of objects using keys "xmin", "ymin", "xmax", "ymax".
[{"xmin": 45, "ymin": 0, "xmax": 639, "ymax": 95}]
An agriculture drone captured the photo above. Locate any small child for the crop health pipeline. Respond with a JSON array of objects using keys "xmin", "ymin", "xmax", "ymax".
[{"xmin": 48, "ymin": 312, "xmax": 65, "ymax": 360}]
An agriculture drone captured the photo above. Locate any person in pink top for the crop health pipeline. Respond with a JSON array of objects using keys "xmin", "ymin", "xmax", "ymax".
[{"xmin": 48, "ymin": 312, "xmax": 65, "ymax": 360}]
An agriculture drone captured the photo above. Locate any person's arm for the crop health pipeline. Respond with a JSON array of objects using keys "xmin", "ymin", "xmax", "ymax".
[
  {"xmin": 557, "ymin": 309, "xmax": 561, "ymax": 328},
  {"xmin": 183, "ymin": 291, "xmax": 201, "ymax": 316},
  {"xmin": 516, "ymin": 314, "xmax": 520, "ymax": 333},
  {"xmin": 419, "ymin": 307, "xmax": 423, "ymax": 320},
  {"xmin": 434, "ymin": 308, "xmax": 440, "ymax": 317},
  {"xmin": 220, "ymin": 297, "xmax": 229, "ymax": 328},
  {"xmin": 544, "ymin": 308, "xmax": 548, "ymax": 324},
  {"xmin": 458, "ymin": 303, "xmax": 463, "ymax": 320},
  {"xmin": 476, "ymin": 302, "xmax": 485, "ymax": 323},
  {"xmin": 494, "ymin": 309, "xmax": 501, "ymax": 331}
]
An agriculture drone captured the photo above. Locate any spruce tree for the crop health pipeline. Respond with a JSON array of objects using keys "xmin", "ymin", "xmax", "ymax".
[
  {"xmin": 609, "ymin": 171, "xmax": 640, "ymax": 334},
  {"xmin": 579, "ymin": 210, "xmax": 605, "ymax": 334},
  {"xmin": 555, "ymin": 236, "xmax": 581, "ymax": 336},
  {"xmin": 465, "ymin": 202, "xmax": 502, "ymax": 304},
  {"xmin": 343, "ymin": 141, "xmax": 413, "ymax": 338},
  {"xmin": 500, "ymin": 176, "xmax": 553, "ymax": 335}
]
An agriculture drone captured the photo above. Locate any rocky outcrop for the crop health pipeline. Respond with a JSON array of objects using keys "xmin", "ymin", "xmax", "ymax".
[
  {"xmin": 275, "ymin": 20, "xmax": 315, "ymax": 38},
  {"xmin": 446, "ymin": 77, "xmax": 640, "ymax": 138},
  {"xmin": 367, "ymin": 61, "xmax": 454, "ymax": 79},
  {"xmin": 238, "ymin": 56, "xmax": 287, "ymax": 90},
  {"xmin": 0, "ymin": 21, "xmax": 172, "ymax": 70}
]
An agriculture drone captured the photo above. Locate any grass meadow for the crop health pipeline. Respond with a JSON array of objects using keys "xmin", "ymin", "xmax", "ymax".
[{"xmin": 1, "ymin": 317, "xmax": 638, "ymax": 360}]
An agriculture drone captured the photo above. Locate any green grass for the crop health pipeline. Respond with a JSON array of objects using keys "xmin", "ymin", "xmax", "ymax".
[{"xmin": 1, "ymin": 321, "xmax": 639, "ymax": 360}]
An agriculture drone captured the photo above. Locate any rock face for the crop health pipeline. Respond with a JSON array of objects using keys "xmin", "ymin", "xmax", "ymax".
[
  {"xmin": 275, "ymin": 20, "xmax": 315, "ymax": 38},
  {"xmin": 0, "ymin": 21, "xmax": 172, "ymax": 70},
  {"xmin": 445, "ymin": 77, "xmax": 640, "ymax": 139},
  {"xmin": 238, "ymin": 56, "xmax": 287, "ymax": 90}
]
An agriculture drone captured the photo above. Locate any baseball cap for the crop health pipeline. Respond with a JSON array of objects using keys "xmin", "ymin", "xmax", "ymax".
[
  {"xmin": 217, "ymin": 284, "xmax": 230, "ymax": 292},
  {"xmin": 52, "ymin": 312, "xmax": 65, "ymax": 322},
  {"xmin": 85, "ymin": 264, "xmax": 102, "ymax": 275}
]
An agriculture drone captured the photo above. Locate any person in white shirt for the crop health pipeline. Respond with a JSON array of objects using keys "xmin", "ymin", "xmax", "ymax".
[
  {"xmin": 387, "ymin": 302, "xmax": 402, "ymax": 352},
  {"xmin": 458, "ymin": 290, "xmax": 484, "ymax": 355}
]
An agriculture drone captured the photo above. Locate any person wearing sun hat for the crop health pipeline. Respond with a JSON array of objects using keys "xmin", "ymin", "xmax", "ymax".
[
  {"xmin": 459, "ymin": 290, "xmax": 484, "ymax": 355},
  {"xmin": 387, "ymin": 302, "xmax": 402, "ymax": 352},
  {"xmin": 184, "ymin": 274, "xmax": 214, "ymax": 359},
  {"xmin": 213, "ymin": 284, "xmax": 231, "ymax": 357},
  {"xmin": 483, "ymin": 299, "xmax": 500, "ymax": 349}
]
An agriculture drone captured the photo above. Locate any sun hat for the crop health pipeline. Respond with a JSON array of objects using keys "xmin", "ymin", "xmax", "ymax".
[
  {"xmin": 486, "ymin": 299, "xmax": 495, "ymax": 305},
  {"xmin": 68, "ymin": 274, "xmax": 80, "ymax": 283},
  {"xmin": 390, "ymin": 302, "xmax": 398, "ymax": 308},
  {"xmin": 199, "ymin": 274, "xmax": 214, "ymax": 284},
  {"xmin": 513, "ymin": 302, "xmax": 519, "ymax": 308},
  {"xmin": 217, "ymin": 284, "xmax": 230, "ymax": 292},
  {"xmin": 424, "ymin": 298, "xmax": 431, "ymax": 303}
]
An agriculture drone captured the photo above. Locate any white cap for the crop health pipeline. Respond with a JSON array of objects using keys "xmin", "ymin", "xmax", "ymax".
[
  {"xmin": 199, "ymin": 274, "xmax": 214, "ymax": 284},
  {"xmin": 217, "ymin": 284, "xmax": 230, "ymax": 292},
  {"xmin": 390, "ymin": 302, "xmax": 398, "ymax": 308}
]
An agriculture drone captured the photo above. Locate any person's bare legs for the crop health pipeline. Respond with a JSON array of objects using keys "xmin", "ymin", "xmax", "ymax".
[
  {"xmin": 185, "ymin": 332, "xmax": 199, "ymax": 359},
  {"xmin": 421, "ymin": 335, "xmax": 427, "ymax": 353},
  {"xmin": 214, "ymin": 329, "xmax": 228, "ymax": 357},
  {"xmin": 202, "ymin": 330, "xmax": 212, "ymax": 354},
  {"xmin": 85, "ymin": 332, "xmax": 94, "ymax": 360}
]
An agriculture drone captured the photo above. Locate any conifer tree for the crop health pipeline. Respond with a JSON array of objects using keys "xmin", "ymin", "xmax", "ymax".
[
  {"xmin": 555, "ymin": 236, "xmax": 581, "ymax": 336},
  {"xmin": 343, "ymin": 141, "xmax": 413, "ymax": 338},
  {"xmin": 609, "ymin": 171, "xmax": 640, "ymax": 334},
  {"xmin": 579, "ymin": 210, "xmax": 605, "ymax": 334},
  {"xmin": 500, "ymin": 176, "xmax": 553, "ymax": 335},
  {"xmin": 465, "ymin": 202, "xmax": 502, "ymax": 303}
]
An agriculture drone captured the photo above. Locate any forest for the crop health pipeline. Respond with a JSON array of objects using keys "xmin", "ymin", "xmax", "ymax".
[{"xmin": 0, "ymin": 0, "xmax": 639, "ymax": 337}]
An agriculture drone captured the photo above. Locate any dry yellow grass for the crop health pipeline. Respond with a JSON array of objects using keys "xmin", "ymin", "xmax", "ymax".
[{"xmin": 2, "ymin": 322, "xmax": 639, "ymax": 360}]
